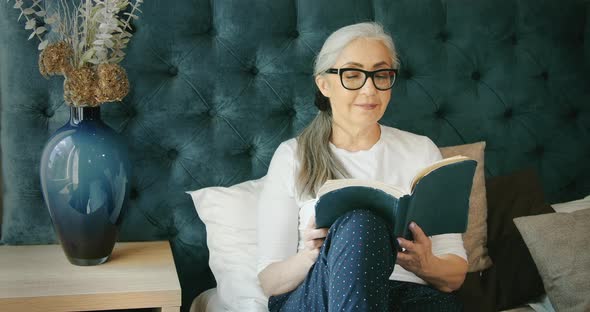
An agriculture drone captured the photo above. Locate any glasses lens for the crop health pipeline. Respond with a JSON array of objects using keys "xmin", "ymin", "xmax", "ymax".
[
  {"xmin": 340, "ymin": 69, "xmax": 396, "ymax": 90},
  {"xmin": 374, "ymin": 70, "xmax": 396, "ymax": 90},
  {"xmin": 341, "ymin": 70, "xmax": 366, "ymax": 90}
]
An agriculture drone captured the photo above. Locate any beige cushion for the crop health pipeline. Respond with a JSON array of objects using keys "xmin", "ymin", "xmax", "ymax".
[
  {"xmin": 440, "ymin": 141, "xmax": 492, "ymax": 272},
  {"xmin": 514, "ymin": 208, "xmax": 590, "ymax": 312}
]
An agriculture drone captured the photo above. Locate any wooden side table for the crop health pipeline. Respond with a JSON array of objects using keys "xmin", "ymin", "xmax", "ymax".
[{"xmin": 0, "ymin": 241, "xmax": 181, "ymax": 312}]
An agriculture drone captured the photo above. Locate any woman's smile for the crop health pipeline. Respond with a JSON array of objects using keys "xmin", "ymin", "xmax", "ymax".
[{"xmin": 354, "ymin": 103, "xmax": 379, "ymax": 110}]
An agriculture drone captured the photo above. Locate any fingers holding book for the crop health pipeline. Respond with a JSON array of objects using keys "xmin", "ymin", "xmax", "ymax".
[
  {"xmin": 396, "ymin": 222, "xmax": 435, "ymax": 275},
  {"xmin": 304, "ymin": 218, "xmax": 329, "ymax": 253}
]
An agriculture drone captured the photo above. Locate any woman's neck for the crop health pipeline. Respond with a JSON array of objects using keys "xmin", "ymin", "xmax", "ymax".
[{"xmin": 330, "ymin": 123, "xmax": 381, "ymax": 152}]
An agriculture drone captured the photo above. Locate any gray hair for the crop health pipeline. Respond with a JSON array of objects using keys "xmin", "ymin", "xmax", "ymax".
[
  {"xmin": 313, "ymin": 22, "xmax": 399, "ymax": 76},
  {"xmin": 296, "ymin": 22, "xmax": 398, "ymax": 199}
]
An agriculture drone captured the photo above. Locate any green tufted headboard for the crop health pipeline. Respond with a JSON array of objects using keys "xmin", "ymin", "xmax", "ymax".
[{"xmin": 1, "ymin": 0, "xmax": 589, "ymax": 310}]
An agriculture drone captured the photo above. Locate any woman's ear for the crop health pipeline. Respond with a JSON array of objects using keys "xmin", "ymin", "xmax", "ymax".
[{"xmin": 315, "ymin": 75, "xmax": 331, "ymax": 98}]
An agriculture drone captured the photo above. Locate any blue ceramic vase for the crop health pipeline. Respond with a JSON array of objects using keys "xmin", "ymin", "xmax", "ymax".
[{"xmin": 40, "ymin": 106, "xmax": 130, "ymax": 266}]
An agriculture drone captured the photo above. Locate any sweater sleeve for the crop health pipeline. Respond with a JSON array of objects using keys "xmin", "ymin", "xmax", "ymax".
[
  {"xmin": 424, "ymin": 136, "xmax": 443, "ymax": 164},
  {"xmin": 257, "ymin": 141, "xmax": 300, "ymax": 274}
]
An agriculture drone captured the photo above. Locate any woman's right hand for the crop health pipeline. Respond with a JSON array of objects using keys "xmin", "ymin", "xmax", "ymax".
[{"xmin": 302, "ymin": 218, "xmax": 329, "ymax": 263}]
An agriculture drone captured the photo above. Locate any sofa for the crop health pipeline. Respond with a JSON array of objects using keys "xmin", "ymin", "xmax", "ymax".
[{"xmin": 1, "ymin": 0, "xmax": 589, "ymax": 311}]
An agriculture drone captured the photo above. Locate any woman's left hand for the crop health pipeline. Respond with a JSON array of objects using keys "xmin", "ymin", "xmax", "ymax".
[{"xmin": 396, "ymin": 222, "xmax": 435, "ymax": 275}]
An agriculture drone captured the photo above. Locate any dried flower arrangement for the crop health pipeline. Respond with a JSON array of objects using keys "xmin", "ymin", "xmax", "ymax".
[{"xmin": 9, "ymin": 0, "xmax": 143, "ymax": 106}]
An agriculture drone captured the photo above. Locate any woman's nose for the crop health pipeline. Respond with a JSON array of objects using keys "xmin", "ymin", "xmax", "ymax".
[{"xmin": 359, "ymin": 77, "xmax": 377, "ymax": 95}]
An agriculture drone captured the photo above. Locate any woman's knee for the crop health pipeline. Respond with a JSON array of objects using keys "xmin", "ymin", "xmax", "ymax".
[
  {"xmin": 326, "ymin": 209, "xmax": 395, "ymax": 255},
  {"xmin": 332, "ymin": 209, "xmax": 390, "ymax": 234}
]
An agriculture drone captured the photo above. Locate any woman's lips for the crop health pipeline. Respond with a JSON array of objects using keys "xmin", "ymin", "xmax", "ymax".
[{"xmin": 354, "ymin": 104, "xmax": 378, "ymax": 110}]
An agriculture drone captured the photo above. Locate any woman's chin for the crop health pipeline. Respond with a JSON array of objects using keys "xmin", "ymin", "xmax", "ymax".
[
  {"xmin": 350, "ymin": 116, "xmax": 383, "ymax": 129},
  {"xmin": 353, "ymin": 108, "xmax": 384, "ymax": 121}
]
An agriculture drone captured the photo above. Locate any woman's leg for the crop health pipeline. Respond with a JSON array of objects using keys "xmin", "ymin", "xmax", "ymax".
[
  {"xmin": 269, "ymin": 210, "xmax": 397, "ymax": 312},
  {"xmin": 388, "ymin": 280, "xmax": 463, "ymax": 312}
]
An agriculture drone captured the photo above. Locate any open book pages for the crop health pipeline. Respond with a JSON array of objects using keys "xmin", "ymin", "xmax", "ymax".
[
  {"xmin": 409, "ymin": 155, "xmax": 471, "ymax": 193},
  {"xmin": 317, "ymin": 178, "xmax": 407, "ymax": 199}
]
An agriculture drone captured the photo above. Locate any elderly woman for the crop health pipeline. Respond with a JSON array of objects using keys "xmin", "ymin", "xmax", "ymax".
[{"xmin": 257, "ymin": 22, "xmax": 468, "ymax": 311}]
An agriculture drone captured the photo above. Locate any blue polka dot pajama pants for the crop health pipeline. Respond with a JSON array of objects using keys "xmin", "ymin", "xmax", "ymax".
[{"xmin": 268, "ymin": 210, "xmax": 463, "ymax": 311}]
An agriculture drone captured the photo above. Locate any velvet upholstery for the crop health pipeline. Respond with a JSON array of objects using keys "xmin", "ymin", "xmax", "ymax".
[{"xmin": 1, "ymin": 1, "xmax": 589, "ymax": 310}]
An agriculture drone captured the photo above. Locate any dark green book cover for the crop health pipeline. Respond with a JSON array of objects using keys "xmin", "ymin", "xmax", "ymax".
[{"xmin": 314, "ymin": 158, "xmax": 477, "ymax": 240}]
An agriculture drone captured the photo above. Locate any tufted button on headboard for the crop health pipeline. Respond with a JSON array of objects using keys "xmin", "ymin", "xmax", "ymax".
[{"xmin": 1, "ymin": 0, "xmax": 589, "ymax": 309}]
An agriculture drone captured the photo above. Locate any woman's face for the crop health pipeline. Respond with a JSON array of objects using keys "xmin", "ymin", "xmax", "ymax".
[{"xmin": 316, "ymin": 38, "xmax": 393, "ymax": 131}]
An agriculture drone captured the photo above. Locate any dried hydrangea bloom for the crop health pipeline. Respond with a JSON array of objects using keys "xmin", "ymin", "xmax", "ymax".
[
  {"xmin": 63, "ymin": 66, "xmax": 100, "ymax": 107},
  {"xmin": 96, "ymin": 63, "xmax": 129, "ymax": 103},
  {"xmin": 38, "ymin": 41, "xmax": 73, "ymax": 78}
]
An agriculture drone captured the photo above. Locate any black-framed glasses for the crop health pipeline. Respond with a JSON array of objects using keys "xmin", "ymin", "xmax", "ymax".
[{"xmin": 325, "ymin": 68, "xmax": 398, "ymax": 91}]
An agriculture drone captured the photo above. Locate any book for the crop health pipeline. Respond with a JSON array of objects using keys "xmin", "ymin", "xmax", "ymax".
[{"xmin": 314, "ymin": 156, "xmax": 477, "ymax": 241}]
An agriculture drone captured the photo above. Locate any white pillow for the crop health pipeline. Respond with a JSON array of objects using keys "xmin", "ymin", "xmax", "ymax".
[
  {"xmin": 551, "ymin": 194, "xmax": 590, "ymax": 213},
  {"xmin": 187, "ymin": 178, "xmax": 268, "ymax": 311}
]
